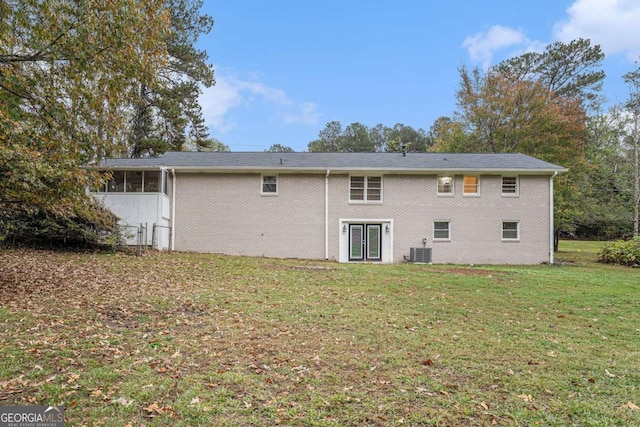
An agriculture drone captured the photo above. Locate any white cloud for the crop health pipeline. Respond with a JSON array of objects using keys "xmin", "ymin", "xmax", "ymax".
[
  {"xmin": 280, "ymin": 102, "xmax": 321, "ymax": 126},
  {"xmin": 199, "ymin": 67, "xmax": 320, "ymax": 134},
  {"xmin": 199, "ymin": 77, "xmax": 243, "ymax": 132},
  {"xmin": 232, "ymin": 79, "xmax": 293, "ymax": 106},
  {"xmin": 462, "ymin": 25, "xmax": 538, "ymax": 69},
  {"xmin": 553, "ymin": 0, "xmax": 640, "ymax": 60}
]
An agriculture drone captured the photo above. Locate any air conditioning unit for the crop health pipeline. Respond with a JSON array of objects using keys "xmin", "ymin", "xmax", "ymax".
[{"xmin": 409, "ymin": 247, "xmax": 432, "ymax": 263}]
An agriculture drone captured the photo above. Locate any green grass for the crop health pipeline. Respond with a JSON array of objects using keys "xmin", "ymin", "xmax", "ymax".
[{"xmin": 1, "ymin": 243, "xmax": 639, "ymax": 426}]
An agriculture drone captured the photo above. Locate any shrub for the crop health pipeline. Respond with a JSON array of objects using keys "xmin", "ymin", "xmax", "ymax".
[
  {"xmin": 1, "ymin": 198, "xmax": 119, "ymax": 248},
  {"xmin": 598, "ymin": 238, "xmax": 640, "ymax": 266}
]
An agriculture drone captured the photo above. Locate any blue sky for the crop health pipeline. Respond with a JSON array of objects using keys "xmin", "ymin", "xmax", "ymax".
[{"xmin": 197, "ymin": 0, "xmax": 640, "ymax": 152}]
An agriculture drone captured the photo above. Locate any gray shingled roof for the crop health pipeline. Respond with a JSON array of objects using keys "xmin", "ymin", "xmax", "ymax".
[{"xmin": 97, "ymin": 151, "xmax": 566, "ymax": 173}]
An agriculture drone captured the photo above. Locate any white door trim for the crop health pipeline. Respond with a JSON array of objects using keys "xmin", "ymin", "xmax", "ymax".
[{"xmin": 339, "ymin": 218, "xmax": 393, "ymax": 263}]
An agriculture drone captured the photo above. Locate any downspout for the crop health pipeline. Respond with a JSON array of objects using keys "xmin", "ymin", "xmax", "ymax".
[
  {"xmin": 157, "ymin": 167, "xmax": 166, "ymax": 250},
  {"xmin": 325, "ymin": 170, "xmax": 330, "ymax": 259},
  {"xmin": 549, "ymin": 171, "xmax": 558, "ymax": 264},
  {"xmin": 171, "ymin": 168, "xmax": 176, "ymax": 251}
]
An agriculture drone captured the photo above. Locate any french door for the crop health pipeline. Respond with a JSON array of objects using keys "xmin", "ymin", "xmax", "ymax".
[{"xmin": 349, "ymin": 224, "xmax": 382, "ymax": 261}]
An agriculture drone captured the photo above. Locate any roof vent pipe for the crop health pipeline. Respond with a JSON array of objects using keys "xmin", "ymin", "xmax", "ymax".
[{"xmin": 401, "ymin": 143, "xmax": 406, "ymax": 157}]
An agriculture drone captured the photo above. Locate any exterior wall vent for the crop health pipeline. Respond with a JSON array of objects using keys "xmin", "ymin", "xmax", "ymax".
[{"xmin": 409, "ymin": 247, "xmax": 432, "ymax": 263}]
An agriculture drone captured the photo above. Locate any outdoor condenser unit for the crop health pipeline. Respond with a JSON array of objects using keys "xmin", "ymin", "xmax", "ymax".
[{"xmin": 409, "ymin": 247, "xmax": 432, "ymax": 263}]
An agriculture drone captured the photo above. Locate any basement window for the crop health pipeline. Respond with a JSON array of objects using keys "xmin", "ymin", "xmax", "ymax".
[
  {"xmin": 433, "ymin": 221, "xmax": 451, "ymax": 240},
  {"xmin": 502, "ymin": 221, "xmax": 520, "ymax": 240}
]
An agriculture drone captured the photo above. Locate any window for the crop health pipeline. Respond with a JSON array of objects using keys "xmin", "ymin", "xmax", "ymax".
[
  {"xmin": 162, "ymin": 170, "xmax": 169, "ymax": 195},
  {"xmin": 502, "ymin": 221, "xmax": 519, "ymax": 240},
  {"xmin": 126, "ymin": 171, "xmax": 143, "ymax": 192},
  {"xmin": 502, "ymin": 176, "xmax": 518, "ymax": 195},
  {"xmin": 90, "ymin": 179, "xmax": 105, "ymax": 193},
  {"xmin": 107, "ymin": 171, "xmax": 125, "ymax": 192},
  {"xmin": 350, "ymin": 176, "xmax": 382, "ymax": 202},
  {"xmin": 145, "ymin": 171, "xmax": 160, "ymax": 192},
  {"xmin": 433, "ymin": 221, "xmax": 450, "ymax": 240},
  {"xmin": 96, "ymin": 170, "xmax": 163, "ymax": 193},
  {"xmin": 437, "ymin": 176, "xmax": 454, "ymax": 195},
  {"xmin": 463, "ymin": 176, "xmax": 479, "ymax": 195},
  {"xmin": 262, "ymin": 175, "xmax": 278, "ymax": 194}
]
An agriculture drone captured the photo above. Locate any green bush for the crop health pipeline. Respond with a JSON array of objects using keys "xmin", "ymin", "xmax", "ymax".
[{"xmin": 598, "ymin": 238, "xmax": 640, "ymax": 266}]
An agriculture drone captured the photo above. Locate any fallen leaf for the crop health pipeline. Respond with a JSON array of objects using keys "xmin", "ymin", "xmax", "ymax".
[
  {"xmin": 421, "ymin": 359, "xmax": 433, "ymax": 366},
  {"xmin": 145, "ymin": 403, "xmax": 160, "ymax": 412},
  {"xmin": 190, "ymin": 397, "xmax": 200, "ymax": 405},
  {"xmin": 518, "ymin": 393, "xmax": 534, "ymax": 403},
  {"xmin": 90, "ymin": 389, "xmax": 103, "ymax": 397},
  {"xmin": 620, "ymin": 402, "xmax": 639, "ymax": 411},
  {"xmin": 605, "ymin": 369, "xmax": 616, "ymax": 378},
  {"xmin": 67, "ymin": 373, "xmax": 80, "ymax": 384},
  {"xmin": 112, "ymin": 397, "xmax": 132, "ymax": 406}
]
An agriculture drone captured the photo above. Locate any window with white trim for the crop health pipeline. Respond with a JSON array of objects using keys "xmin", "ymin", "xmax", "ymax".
[
  {"xmin": 97, "ymin": 170, "xmax": 163, "ymax": 193},
  {"xmin": 502, "ymin": 176, "xmax": 518, "ymax": 196},
  {"xmin": 261, "ymin": 175, "xmax": 278, "ymax": 194},
  {"xmin": 502, "ymin": 221, "xmax": 519, "ymax": 240},
  {"xmin": 433, "ymin": 221, "xmax": 450, "ymax": 240},
  {"xmin": 350, "ymin": 176, "xmax": 382, "ymax": 202},
  {"xmin": 463, "ymin": 175, "xmax": 479, "ymax": 195},
  {"xmin": 437, "ymin": 176, "xmax": 454, "ymax": 195}
]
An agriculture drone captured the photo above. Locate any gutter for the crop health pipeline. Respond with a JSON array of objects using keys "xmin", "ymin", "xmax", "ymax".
[
  {"xmin": 171, "ymin": 168, "xmax": 176, "ymax": 251},
  {"xmin": 155, "ymin": 166, "xmax": 568, "ymax": 175},
  {"xmin": 549, "ymin": 171, "xmax": 558, "ymax": 264},
  {"xmin": 325, "ymin": 170, "xmax": 330, "ymax": 259}
]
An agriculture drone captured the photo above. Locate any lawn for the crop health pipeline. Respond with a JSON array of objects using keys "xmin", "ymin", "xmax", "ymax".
[{"xmin": 0, "ymin": 242, "xmax": 638, "ymax": 426}]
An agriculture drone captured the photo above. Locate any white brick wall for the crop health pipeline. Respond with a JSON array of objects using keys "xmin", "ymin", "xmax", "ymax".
[
  {"xmin": 175, "ymin": 173, "xmax": 325, "ymax": 258},
  {"xmin": 174, "ymin": 171, "xmax": 552, "ymax": 264}
]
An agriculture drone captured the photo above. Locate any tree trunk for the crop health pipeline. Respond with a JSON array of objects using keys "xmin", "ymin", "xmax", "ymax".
[{"xmin": 634, "ymin": 137, "xmax": 639, "ymax": 238}]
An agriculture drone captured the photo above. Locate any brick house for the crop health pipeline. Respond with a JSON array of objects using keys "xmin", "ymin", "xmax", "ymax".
[{"xmin": 90, "ymin": 151, "xmax": 566, "ymax": 264}]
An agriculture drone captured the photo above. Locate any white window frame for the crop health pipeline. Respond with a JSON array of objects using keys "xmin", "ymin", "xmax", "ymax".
[
  {"xmin": 261, "ymin": 174, "xmax": 278, "ymax": 195},
  {"xmin": 502, "ymin": 221, "xmax": 520, "ymax": 241},
  {"xmin": 463, "ymin": 175, "xmax": 480, "ymax": 196},
  {"xmin": 433, "ymin": 221, "xmax": 451, "ymax": 241},
  {"xmin": 501, "ymin": 176, "xmax": 519, "ymax": 196},
  {"xmin": 437, "ymin": 175, "xmax": 454, "ymax": 196},
  {"xmin": 93, "ymin": 169, "xmax": 164, "ymax": 193},
  {"xmin": 349, "ymin": 175, "xmax": 383, "ymax": 203}
]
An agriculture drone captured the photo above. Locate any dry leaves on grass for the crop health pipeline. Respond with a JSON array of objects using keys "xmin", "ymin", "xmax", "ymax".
[
  {"xmin": 143, "ymin": 402, "xmax": 176, "ymax": 419},
  {"xmin": 620, "ymin": 402, "xmax": 639, "ymax": 411},
  {"xmin": 517, "ymin": 394, "xmax": 535, "ymax": 403}
]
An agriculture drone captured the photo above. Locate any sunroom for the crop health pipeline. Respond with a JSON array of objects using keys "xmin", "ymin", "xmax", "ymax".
[{"xmin": 90, "ymin": 168, "xmax": 171, "ymax": 250}]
